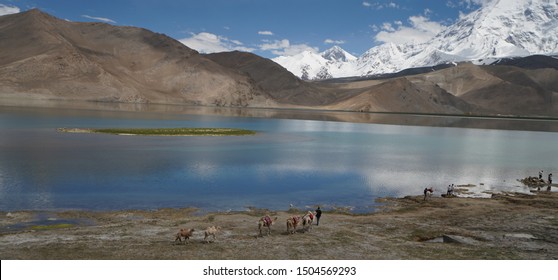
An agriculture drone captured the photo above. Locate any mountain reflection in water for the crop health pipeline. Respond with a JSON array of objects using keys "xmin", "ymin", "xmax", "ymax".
[{"xmin": 1, "ymin": 100, "xmax": 557, "ymax": 213}]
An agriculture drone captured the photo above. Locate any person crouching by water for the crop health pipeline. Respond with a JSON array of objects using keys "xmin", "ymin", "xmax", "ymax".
[
  {"xmin": 446, "ymin": 184, "xmax": 455, "ymax": 197},
  {"xmin": 424, "ymin": 187, "xmax": 433, "ymax": 201},
  {"xmin": 315, "ymin": 207, "xmax": 322, "ymax": 226}
]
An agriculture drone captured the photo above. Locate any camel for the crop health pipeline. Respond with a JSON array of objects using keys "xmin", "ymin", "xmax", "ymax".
[
  {"xmin": 258, "ymin": 216, "xmax": 277, "ymax": 237},
  {"xmin": 175, "ymin": 228, "xmax": 195, "ymax": 243},
  {"xmin": 286, "ymin": 216, "xmax": 301, "ymax": 234},
  {"xmin": 301, "ymin": 211, "xmax": 314, "ymax": 232},
  {"xmin": 204, "ymin": 226, "xmax": 221, "ymax": 243}
]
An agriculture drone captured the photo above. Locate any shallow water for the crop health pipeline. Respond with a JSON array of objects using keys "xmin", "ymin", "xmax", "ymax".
[{"xmin": 1, "ymin": 102, "xmax": 557, "ymax": 213}]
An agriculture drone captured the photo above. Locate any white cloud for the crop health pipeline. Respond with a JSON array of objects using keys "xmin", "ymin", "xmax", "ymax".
[
  {"xmin": 447, "ymin": 0, "xmax": 488, "ymax": 9},
  {"xmin": 382, "ymin": 22, "xmax": 395, "ymax": 32},
  {"xmin": 179, "ymin": 32, "xmax": 254, "ymax": 53},
  {"xmin": 82, "ymin": 15, "xmax": 116, "ymax": 24},
  {"xmin": 258, "ymin": 30, "xmax": 274, "ymax": 36},
  {"xmin": 324, "ymin": 39, "xmax": 346, "ymax": 45},
  {"xmin": 260, "ymin": 39, "xmax": 290, "ymax": 51},
  {"xmin": 259, "ymin": 39, "xmax": 318, "ymax": 56},
  {"xmin": 461, "ymin": 0, "xmax": 491, "ymax": 7},
  {"xmin": 387, "ymin": 2, "xmax": 399, "ymax": 9},
  {"xmin": 363, "ymin": 1, "xmax": 402, "ymax": 10},
  {"xmin": 0, "ymin": 4, "xmax": 20, "ymax": 16},
  {"xmin": 375, "ymin": 15, "xmax": 447, "ymax": 44}
]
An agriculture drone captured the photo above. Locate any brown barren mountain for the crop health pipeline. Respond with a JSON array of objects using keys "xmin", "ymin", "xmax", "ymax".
[
  {"xmin": 204, "ymin": 51, "xmax": 481, "ymax": 114},
  {"xmin": 0, "ymin": 9, "xmax": 271, "ymax": 107},
  {"xmin": 205, "ymin": 51, "xmax": 359, "ymax": 106},
  {"xmin": 414, "ymin": 63, "xmax": 558, "ymax": 116},
  {"xmin": 1, "ymin": 9, "xmax": 557, "ymax": 117}
]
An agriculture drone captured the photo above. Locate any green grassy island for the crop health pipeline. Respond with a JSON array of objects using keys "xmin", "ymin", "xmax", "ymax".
[{"xmin": 57, "ymin": 127, "xmax": 256, "ymax": 136}]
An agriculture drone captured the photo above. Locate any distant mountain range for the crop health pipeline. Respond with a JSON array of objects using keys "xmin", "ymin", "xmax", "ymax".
[
  {"xmin": 273, "ymin": 0, "xmax": 558, "ymax": 80},
  {"xmin": 0, "ymin": 9, "xmax": 557, "ymax": 117}
]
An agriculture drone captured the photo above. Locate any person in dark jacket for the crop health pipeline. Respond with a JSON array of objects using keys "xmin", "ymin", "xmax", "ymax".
[{"xmin": 315, "ymin": 207, "xmax": 322, "ymax": 226}]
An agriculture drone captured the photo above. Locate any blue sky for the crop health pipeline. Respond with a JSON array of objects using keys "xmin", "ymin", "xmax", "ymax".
[{"xmin": 0, "ymin": 0, "xmax": 487, "ymax": 58}]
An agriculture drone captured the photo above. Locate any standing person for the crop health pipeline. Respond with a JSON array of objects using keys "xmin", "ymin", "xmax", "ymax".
[
  {"xmin": 539, "ymin": 170, "xmax": 543, "ymax": 180},
  {"xmin": 549, "ymin": 173, "xmax": 553, "ymax": 191},
  {"xmin": 315, "ymin": 206, "xmax": 322, "ymax": 226}
]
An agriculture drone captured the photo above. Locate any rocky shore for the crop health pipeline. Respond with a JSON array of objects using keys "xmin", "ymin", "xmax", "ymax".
[{"xmin": 1, "ymin": 191, "xmax": 557, "ymax": 260}]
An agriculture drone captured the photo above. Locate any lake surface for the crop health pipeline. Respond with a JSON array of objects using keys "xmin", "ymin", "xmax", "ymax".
[{"xmin": 1, "ymin": 102, "xmax": 558, "ymax": 213}]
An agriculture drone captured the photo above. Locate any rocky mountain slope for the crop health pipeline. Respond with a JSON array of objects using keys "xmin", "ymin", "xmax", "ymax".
[
  {"xmin": 318, "ymin": 57, "xmax": 558, "ymax": 116},
  {"xmin": 204, "ymin": 51, "xmax": 358, "ymax": 106},
  {"xmin": 0, "ymin": 9, "xmax": 556, "ymax": 117},
  {"xmin": 0, "ymin": 9, "xmax": 272, "ymax": 107}
]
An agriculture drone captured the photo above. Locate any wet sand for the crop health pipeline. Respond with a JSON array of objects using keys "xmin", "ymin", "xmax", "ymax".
[{"xmin": 1, "ymin": 191, "xmax": 557, "ymax": 260}]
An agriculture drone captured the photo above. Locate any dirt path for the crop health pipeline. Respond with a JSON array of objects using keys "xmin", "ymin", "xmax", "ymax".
[{"xmin": 1, "ymin": 192, "xmax": 557, "ymax": 259}]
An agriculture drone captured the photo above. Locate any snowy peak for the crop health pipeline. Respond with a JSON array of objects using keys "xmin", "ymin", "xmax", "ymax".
[
  {"xmin": 320, "ymin": 46, "xmax": 356, "ymax": 62},
  {"xmin": 434, "ymin": 0, "xmax": 558, "ymax": 58},
  {"xmin": 273, "ymin": 0, "xmax": 558, "ymax": 80},
  {"xmin": 272, "ymin": 46, "xmax": 357, "ymax": 80}
]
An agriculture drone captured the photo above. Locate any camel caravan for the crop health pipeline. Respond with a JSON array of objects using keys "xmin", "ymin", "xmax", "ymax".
[
  {"xmin": 174, "ymin": 226, "xmax": 222, "ymax": 244},
  {"xmin": 174, "ymin": 208, "xmax": 322, "ymax": 244},
  {"xmin": 287, "ymin": 211, "xmax": 314, "ymax": 233},
  {"xmin": 259, "ymin": 210, "xmax": 316, "ymax": 237}
]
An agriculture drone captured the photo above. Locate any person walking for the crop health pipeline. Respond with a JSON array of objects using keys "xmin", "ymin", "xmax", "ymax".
[{"xmin": 315, "ymin": 206, "xmax": 322, "ymax": 226}]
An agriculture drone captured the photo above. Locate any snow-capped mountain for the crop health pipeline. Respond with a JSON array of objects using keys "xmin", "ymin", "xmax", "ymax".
[
  {"xmin": 274, "ymin": 0, "xmax": 558, "ymax": 80},
  {"xmin": 321, "ymin": 45, "xmax": 357, "ymax": 62},
  {"xmin": 273, "ymin": 46, "xmax": 358, "ymax": 80}
]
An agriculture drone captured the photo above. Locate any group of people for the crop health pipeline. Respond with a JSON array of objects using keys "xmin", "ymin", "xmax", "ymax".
[
  {"xmin": 538, "ymin": 170, "xmax": 553, "ymax": 191},
  {"xmin": 423, "ymin": 184, "xmax": 456, "ymax": 200},
  {"xmin": 425, "ymin": 170, "xmax": 555, "ymax": 200},
  {"xmin": 539, "ymin": 170, "xmax": 553, "ymax": 184}
]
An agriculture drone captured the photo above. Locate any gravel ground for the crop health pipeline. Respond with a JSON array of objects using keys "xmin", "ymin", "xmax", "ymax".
[{"xmin": 1, "ymin": 192, "xmax": 557, "ymax": 260}]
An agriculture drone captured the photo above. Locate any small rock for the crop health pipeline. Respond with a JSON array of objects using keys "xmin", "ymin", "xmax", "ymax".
[
  {"xmin": 503, "ymin": 233, "xmax": 536, "ymax": 239},
  {"xmin": 442, "ymin": 234, "xmax": 478, "ymax": 245}
]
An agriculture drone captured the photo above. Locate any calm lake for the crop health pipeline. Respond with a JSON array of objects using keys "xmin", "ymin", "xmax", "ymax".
[{"xmin": 1, "ymin": 101, "xmax": 558, "ymax": 213}]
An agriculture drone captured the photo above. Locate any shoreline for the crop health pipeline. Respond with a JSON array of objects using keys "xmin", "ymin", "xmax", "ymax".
[
  {"xmin": 3, "ymin": 96, "xmax": 558, "ymax": 121},
  {"xmin": 2, "ymin": 191, "xmax": 557, "ymax": 260}
]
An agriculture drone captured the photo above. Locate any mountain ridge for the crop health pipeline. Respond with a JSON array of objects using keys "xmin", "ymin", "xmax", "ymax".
[
  {"xmin": 1, "ymin": 9, "xmax": 557, "ymax": 117},
  {"xmin": 0, "ymin": 9, "xmax": 271, "ymax": 107},
  {"xmin": 273, "ymin": 0, "xmax": 558, "ymax": 80}
]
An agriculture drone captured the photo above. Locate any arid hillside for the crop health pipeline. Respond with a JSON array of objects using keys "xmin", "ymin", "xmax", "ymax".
[
  {"xmin": 412, "ymin": 62, "xmax": 558, "ymax": 116},
  {"xmin": 316, "ymin": 59, "xmax": 558, "ymax": 116},
  {"xmin": 0, "ymin": 9, "xmax": 272, "ymax": 107}
]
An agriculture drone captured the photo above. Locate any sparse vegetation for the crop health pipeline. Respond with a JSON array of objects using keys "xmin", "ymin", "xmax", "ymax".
[
  {"xmin": 30, "ymin": 223, "xmax": 73, "ymax": 230},
  {"xmin": 2, "ymin": 193, "xmax": 558, "ymax": 259},
  {"xmin": 57, "ymin": 127, "xmax": 256, "ymax": 136}
]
